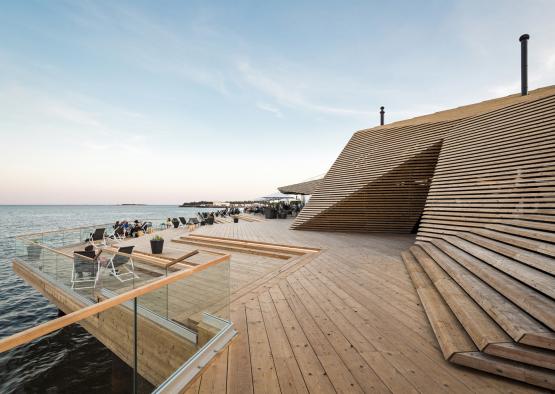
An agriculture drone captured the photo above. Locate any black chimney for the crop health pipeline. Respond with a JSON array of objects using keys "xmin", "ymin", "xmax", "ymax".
[
  {"xmin": 380, "ymin": 106, "xmax": 385, "ymax": 125},
  {"xmin": 519, "ymin": 34, "xmax": 530, "ymax": 96}
]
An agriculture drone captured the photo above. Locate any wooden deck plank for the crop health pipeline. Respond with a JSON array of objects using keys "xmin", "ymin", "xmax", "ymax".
[
  {"xmin": 273, "ymin": 282, "xmax": 365, "ymax": 394},
  {"xmin": 198, "ymin": 348, "xmax": 228, "ymax": 394},
  {"xmin": 285, "ymin": 276, "xmax": 392, "ymax": 393},
  {"xmin": 244, "ymin": 298, "xmax": 281, "ymax": 394},
  {"xmin": 267, "ymin": 286, "xmax": 336, "ymax": 394},
  {"xmin": 257, "ymin": 291, "xmax": 309, "ymax": 394},
  {"xmin": 227, "ymin": 303, "xmax": 254, "ymax": 394}
]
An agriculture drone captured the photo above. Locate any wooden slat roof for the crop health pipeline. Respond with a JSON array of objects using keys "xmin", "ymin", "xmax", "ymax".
[
  {"xmin": 278, "ymin": 178, "xmax": 322, "ymax": 195},
  {"xmin": 292, "ymin": 85, "xmax": 555, "ymax": 232}
]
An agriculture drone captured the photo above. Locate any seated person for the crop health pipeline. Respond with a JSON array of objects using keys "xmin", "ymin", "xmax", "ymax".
[
  {"xmin": 129, "ymin": 220, "xmax": 142, "ymax": 237},
  {"xmin": 122, "ymin": 221, "xmax": 130, "ymax": 236},
  {"xmin": 115, "ymin": 224, "xmax": 125, "ymax": 237}
]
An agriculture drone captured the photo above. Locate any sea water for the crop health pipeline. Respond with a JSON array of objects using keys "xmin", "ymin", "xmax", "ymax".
[{"xmin": 0, "ymin": 205, "xmax": 216, "ymax": 393}]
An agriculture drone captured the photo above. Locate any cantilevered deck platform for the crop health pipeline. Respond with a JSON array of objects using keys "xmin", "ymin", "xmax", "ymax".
[{"xmin": 181, "ymin": 218, "xmax": 545, "ymax": 393}]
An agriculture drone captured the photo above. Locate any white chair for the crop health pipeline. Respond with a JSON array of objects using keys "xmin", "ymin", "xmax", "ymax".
[
  {"xmin": 107, "ymin": 225, "xmax": 126, "ymax": 242},
  {"xmin": 104, "ymin": 246, "xmax": 138, "ymax": 282}
]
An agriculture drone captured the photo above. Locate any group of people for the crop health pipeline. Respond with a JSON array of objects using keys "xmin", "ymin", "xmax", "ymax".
[
  {"xmin": 198, "ymin": 208, "xmax": 241, "ymax": 219},
  {"xmin": 113, "ymin": 220, "xmax": 151, "ymax": 238},
  {"xmin": 277, "ymin": 202, "xmax": 304, "ymax": 215},
  {"xmin": 244, "ymin": 202, "xmax": 304, "ymax": 216}
]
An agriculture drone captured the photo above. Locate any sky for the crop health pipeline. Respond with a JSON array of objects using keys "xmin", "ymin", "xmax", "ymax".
[{"xmin": 0, "ymin": 0, "xmax": 554, "ymax": 204}]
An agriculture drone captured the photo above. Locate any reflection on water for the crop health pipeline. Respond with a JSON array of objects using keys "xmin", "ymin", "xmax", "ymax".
[{"xmin": 0, "ymin": 205, "xmax": 208, "ymax": 393}]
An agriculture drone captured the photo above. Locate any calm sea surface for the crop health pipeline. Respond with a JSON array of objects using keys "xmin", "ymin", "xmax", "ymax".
[{"xmin": 0, "ymin": 205, "xmax": 216, "ymax": 393}]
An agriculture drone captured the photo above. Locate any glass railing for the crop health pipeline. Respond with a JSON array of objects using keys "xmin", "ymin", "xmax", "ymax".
[
  {"xmin": 14, "ymin": 235, "xmax": 168, "ymax": 301},
  {"xmin": 18, "ymin": 219, "xmax": 167, "ymax": 249},
  {"xmin": 4, "ymin": 224, "xmax": 235, "ymax": 393}
]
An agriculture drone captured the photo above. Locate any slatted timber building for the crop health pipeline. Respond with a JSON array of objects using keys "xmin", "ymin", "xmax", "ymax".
[
  {"xmin": 278, "ymin": 178, "xmax": 322, "ymax": 195},
  {"xmin": 286, "ymin": 85, "xmax": 555, "ymax": 389}
]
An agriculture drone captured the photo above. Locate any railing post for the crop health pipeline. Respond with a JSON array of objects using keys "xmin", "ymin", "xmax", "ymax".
[{"xmin": 133, "ymin": 297, "xmax": 138, "ymax": 394}]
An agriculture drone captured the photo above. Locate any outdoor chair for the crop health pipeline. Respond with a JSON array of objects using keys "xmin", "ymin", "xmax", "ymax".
[
  {"xmin": 140, "ymin": 221, "xmax": 152, "ymax": 234},
  {"xmin": 107, "ymin": 225, "xmax": 126, "ymax": 241},
  {"xmin": 172, "ymin": 218, "xmax": 180, "ymax": 228},
  {"xmin": 88, "ymin": 228, "xmax": 107, "ymax": 248},
  {"xmin": 179, "ymin": 217, "xmax": 187, "ymax": 226},
  {"xmin": 104, "ymin": 246, "xmax": 138, "ymax": 283},
  {"xmin": 72, "ymin": 246, "xmax": 102, "ymax": 289}
]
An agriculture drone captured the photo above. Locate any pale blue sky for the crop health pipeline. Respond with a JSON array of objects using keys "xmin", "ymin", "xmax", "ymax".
[{"xmin": 0, "ymin": 0, "xmax": 554, "ymax": 204}]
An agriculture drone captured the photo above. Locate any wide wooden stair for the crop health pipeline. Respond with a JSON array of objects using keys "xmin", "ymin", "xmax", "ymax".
[
  {"xmin": 172, "ymin": 234, "xmax": 319, "ymax": 260},
  {"xmin": 401, "ymin": 226, "xmax": 555, "ymax": 390}
]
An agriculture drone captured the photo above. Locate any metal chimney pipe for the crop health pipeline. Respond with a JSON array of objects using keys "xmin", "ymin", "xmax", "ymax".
[
  {"xmin": 519, "ymin": 34, "xmax": 530, "ymax": 96},
  {"xmin": 380, "ymin": 106, "xmax": 385, "ymax": 125}
]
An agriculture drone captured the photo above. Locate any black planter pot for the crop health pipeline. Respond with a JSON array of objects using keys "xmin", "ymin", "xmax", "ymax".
[
  {"xmin": 264, "ymin": 207, "xmax": 277, "ymax": 219},
  {"xmin": 233, "ymin": 217, "xmax": 239, "ymax": 223},
  {"xmin": 150, "ymin": 239, "xmax": 164, "ymax": 254}
]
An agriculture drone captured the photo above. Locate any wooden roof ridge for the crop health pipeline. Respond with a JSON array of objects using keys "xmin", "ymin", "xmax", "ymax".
[{"xmin": 356, "ymin": 84, "xmax": 555, "ymax": 134}]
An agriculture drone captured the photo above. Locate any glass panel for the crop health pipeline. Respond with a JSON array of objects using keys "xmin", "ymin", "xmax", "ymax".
[
  {"xmin": 137, "ymin": 257, "xmax": 231, "ymax": 388},
  {"xmin": 15, "ymin": 233, "xmax": 170, "ymax": 303}
]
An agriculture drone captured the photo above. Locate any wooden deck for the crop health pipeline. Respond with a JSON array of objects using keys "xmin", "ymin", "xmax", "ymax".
[{"xmin": 179, "ymin": 218, "xmax": 544, "ymax": 393}]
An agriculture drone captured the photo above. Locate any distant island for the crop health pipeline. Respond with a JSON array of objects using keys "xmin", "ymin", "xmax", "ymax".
[
  {"xmin": 179, "ymin": 200, "xmax": 257, "ymax": 208},
  {"xmin": 179, "ymin": 201, "xmax": 227, "ymax": 208}
]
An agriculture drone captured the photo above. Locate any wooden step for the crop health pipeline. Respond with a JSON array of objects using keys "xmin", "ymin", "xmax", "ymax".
[
  {"xmin": 409, "ymin": 245, "xmax": 509, "ymax": 350},
  {"xmin": 451, "ymin": 352, "xmax": 555, "ymax": 390},
  {"xmin": 520, "ymin": 332, "xmax": 555, "ymax": 351},
  {"xmin": 472, "ymin": 228, "xmax": 555, "ymax": 257},
  {"xmin": 443, "ymin": 235, "xmax": 555, "ymax": 299},
  {"xmin": 236, "ymin": 214, "xmax": 263, "ymax": 222},
  {"xmin": 486, "ymin": 223, "xmax": 555, "ymax": 244},
  {"xmin": 403, "ymin": 248, "xmax": 555, "ymax": 389},
  {"xmin": 171, "ymin": 238, "xmax": 293, "ymax": 259},
  {"xmin": 188, "ymin": 234, "xmax": 311, "ymax": 255},
  {"xmin": 401, "ymin": 250, "xmax": 477, "ymax": 359},
  {"xmin": 417, "ymin": 242, "xmax": 553, "ymax": 346},
  {"xmin": 435, "ymin": 236, "xmax": 555, "ymax": 331},
  {"xmin": 190, "ymin": 234, "xmax": 319, "ymax": 251},
  {"xmin": 485, "ymin": 342, "xmax": 555, "ymax": 370},
  {"xmin": 457, "ymin": 230, "xmax": 555, "ymax": 275}
]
